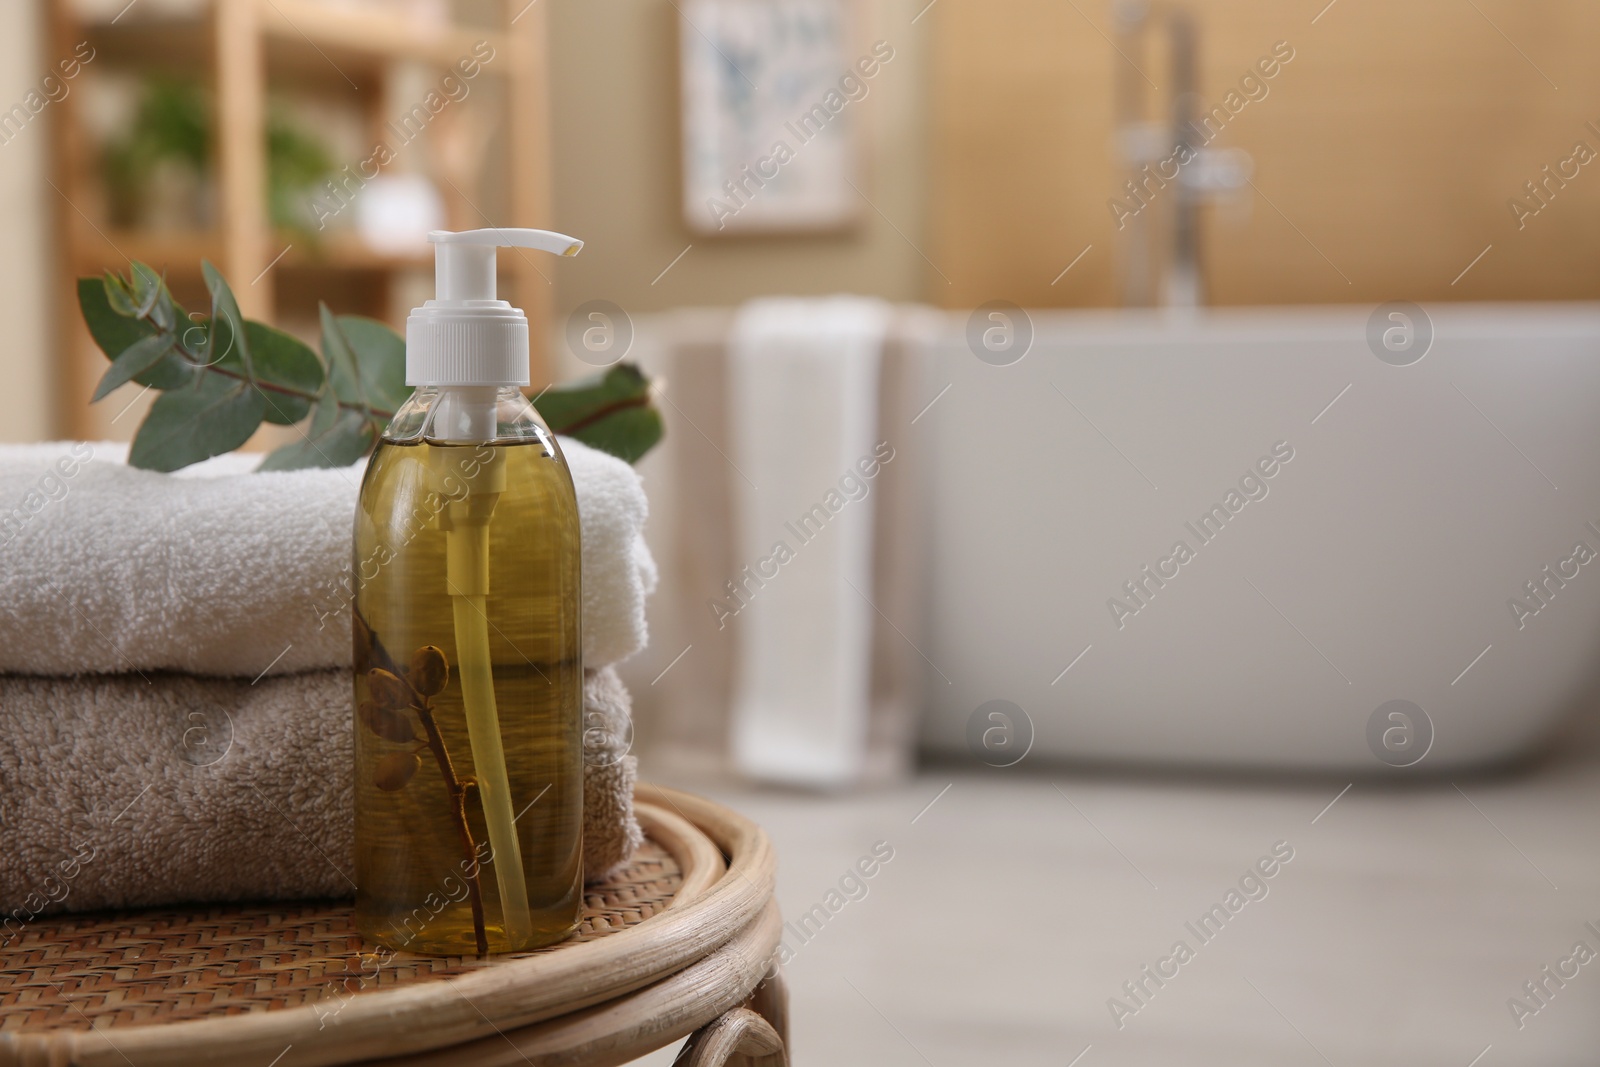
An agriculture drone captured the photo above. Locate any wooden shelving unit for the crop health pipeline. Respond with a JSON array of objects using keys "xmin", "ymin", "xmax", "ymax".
[{"xmin": 47, "ymin": 0, "xmax": 553, "ymax": 439}]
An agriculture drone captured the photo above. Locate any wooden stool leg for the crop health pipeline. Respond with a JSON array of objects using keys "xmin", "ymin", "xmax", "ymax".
[
  {"xmin": 730, "ymin": 969, "xmax": 789, "ymax": 1066},
  {"xmin": 674, "ymin": 968, "xmax": 790, "ymax": 1067},
  {"xmin": 673, "ymin": 1006, "xmax": 786, "ymax": 1067}
]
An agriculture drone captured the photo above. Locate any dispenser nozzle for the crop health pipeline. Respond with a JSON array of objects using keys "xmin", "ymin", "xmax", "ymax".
[
  {"xmin": 430, "ymin": 228, "xmax": 583, "ymax": 255},
  {"xmin": 428, "ymin": 229, "xmax": 582, "ymax": 303}
]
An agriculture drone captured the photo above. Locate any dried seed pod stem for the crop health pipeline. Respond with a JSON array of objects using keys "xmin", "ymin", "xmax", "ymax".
[{"xmin": 355, "ymin": 612, "xmax": 488, "ymax": 956}]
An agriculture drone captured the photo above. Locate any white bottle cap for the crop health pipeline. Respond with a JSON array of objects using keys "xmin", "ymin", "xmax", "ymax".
[{"xmin": 406, "ymin": 228, "xmax": 584, "ymax": 387}]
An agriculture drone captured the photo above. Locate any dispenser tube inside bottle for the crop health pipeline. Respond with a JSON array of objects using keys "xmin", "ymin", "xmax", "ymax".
[{"xmin": 436, "ymin": 442, "xmax": 533, "ymax": 946}]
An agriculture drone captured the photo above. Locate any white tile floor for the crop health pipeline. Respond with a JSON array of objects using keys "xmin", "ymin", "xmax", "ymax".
[{"xmin": 635, "ymin": 737, "xmax": 1600, "ymax": 1066}]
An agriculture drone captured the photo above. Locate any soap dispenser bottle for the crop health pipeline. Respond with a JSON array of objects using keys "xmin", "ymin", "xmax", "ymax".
[{"xmin": 352, "ymin": 228, "xmax": 584, "ymax": 956}]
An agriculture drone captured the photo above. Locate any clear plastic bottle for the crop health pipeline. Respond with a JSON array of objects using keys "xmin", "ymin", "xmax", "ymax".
[{"xmin": 351, "ymin": 230, "xmax": 585, "ymax": 956}]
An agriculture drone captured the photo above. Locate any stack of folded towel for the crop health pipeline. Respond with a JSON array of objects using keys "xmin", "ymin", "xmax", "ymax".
[{"xmin": 0, "ymin": 438, "xmax": 656, "ymax": 921}]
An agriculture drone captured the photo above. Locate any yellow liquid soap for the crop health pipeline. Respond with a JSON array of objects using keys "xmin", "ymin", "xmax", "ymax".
[{"xmin": 353, "ymin": 430, "xmax": 582, "ymax": 956}]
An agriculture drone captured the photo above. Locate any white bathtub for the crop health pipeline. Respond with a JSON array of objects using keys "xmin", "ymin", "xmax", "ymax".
[{"xmin": 920, "ymin": 304, "xmax": 1600, "ymax": 771}]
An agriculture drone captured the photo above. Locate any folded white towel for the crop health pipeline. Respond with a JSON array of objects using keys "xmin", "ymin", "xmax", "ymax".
[
  {"xmin": 0, "ymin": 438, "xmax": 655, "ymax": 678},
  {"xmin": 727, "ymin": 296, "xmax": 892, "ymax": 787}
]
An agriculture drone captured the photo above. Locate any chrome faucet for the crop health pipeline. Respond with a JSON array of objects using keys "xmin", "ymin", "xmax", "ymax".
[{"xmin": 1112, "ymin": 1, "xmax": 1252, "ymax": 309}]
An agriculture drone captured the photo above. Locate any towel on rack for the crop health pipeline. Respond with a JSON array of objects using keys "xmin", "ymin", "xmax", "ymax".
[
  {"xmin": 726, "ymin": 296, "xmax": 894, "ymax": 787},
  {"xmin": 0, "ymin": 438, "xmax": 656, "ymax": 679},
  {"xmin": 0, "ymin": 667, "xmax": 641, "ymax": 919}
]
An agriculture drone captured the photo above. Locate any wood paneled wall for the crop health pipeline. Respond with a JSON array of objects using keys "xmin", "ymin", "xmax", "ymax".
[{"xmin": 928, "ymin": 0, "xmax": 1600, "ymax": 308}]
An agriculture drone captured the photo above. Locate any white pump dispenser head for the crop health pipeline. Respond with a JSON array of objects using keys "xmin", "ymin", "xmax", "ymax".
[{"xmin": 406, "ymin": 228, "xmax": 583, "ymax": 388}]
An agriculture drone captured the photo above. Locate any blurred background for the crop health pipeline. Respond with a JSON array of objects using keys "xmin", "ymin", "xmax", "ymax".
[{"xmin": 5, "ymin": 0, "xmax": 1600, "ymax": 1062}]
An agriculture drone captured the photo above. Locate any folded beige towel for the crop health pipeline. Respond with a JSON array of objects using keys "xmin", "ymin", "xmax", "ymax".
[
  {"xmin": 0, "ymin": 669, "xmax": 639, "ymax": 925},
  {"xmin": 581, "ymin": 667, "xmax": 645, "ymax": 884}
]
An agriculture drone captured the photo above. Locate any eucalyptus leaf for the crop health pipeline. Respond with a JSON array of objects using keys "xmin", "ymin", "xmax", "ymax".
[
  {"xmin": 306, "ymin": 389, "xmax": 339, "ymax": 437},
  {"xmin": 92, "ymin": 332, "xmax": 175, "ymax": 401},
  {"xmin": 244, "ymin": 321, "xmax": 324, "ymax": 425},
  {"xmin": 151, "ymin": 284, "xmax": 177, "ymax": 332},
  {"xmin": 128, "ymin": 372, "xmax": 266, "ymax": 472},
  {"xmin": 532, "ymin": 364, "xmax": 662, "ymax": 463},
  {"xmin": 103, "ymin": 272, "xmax": 138, "ymax": 317},
  {"xmin": 201, "ymin": 260, "xmax": 252, "ymax": 377},
  {"xmin": 332, "ymin": 314, "xmax": 410, "ymax": 415},
  {"xmin": 533, "ymin": 364, "xmax": 652, "ymax": 433},
  {"xmin": 129, "ymin": 262, "xmax": 163, "ymax": 318},
  {"xmin": 79, "ymin": 276, "xmax": 154, "ymax": 354},
  {"xmin": 558, "ymin": 403, "xmax": 664, "ymax": 464},
  {"xmin": 77, "ymin": 276, "xmax": 195, "ymax": 391},
  {"xmin": 319, "ymin": 304, "xmax": 373, "ymax": 419},
  {"xmin": 257, "ymin": 407, "xmax": 373, "ymax": 471}
]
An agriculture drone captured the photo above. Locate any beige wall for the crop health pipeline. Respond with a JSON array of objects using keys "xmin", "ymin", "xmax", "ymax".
[
  {"xmin": 929, "ymin": 0, "xmax": 1600, "ymax": 309},
  {"xmin": 547, "ymin": 0, "xmax": 932, "ymax": 327},
  {"xmin": 0, "ymin": 0, "xmax": 55, "ymax": 442}
]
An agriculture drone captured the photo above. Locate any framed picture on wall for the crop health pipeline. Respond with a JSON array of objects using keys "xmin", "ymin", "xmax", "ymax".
[{"xmin": 678, "ymin": 0, "xmax": 865, "ymax": 235}]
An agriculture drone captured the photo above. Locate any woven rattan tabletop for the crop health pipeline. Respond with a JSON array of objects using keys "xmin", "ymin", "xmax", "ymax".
[
  {"xmin": 0, "ymin": 836, "xmax": 681, "ymax": 1033},
  {"xmin": 0, "ymin": 788, "xmax": 774, "ymax": 1067}
]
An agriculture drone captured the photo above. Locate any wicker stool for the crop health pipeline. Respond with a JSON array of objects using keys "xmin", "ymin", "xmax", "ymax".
[{"xmin": 0, "ymin": 785, "xmax": 786, "ymax": 1067}]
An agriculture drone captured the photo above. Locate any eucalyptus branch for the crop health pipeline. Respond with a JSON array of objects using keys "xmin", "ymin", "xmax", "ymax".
[
  {"xmin": 142, "ymin": 304, "xmax": 397, "ymax": 423},
  {"xmin": 78, "ymin": 258, "xmax": 664, "ymax": 472}
]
